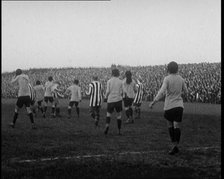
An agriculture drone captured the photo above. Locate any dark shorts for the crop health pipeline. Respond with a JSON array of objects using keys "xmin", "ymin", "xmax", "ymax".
[
  {"xmin": 16, "ymin": 96, "xmax": 31, "ymax": 108},
  {"xmin": 31, "ymin": 100, "xmax": 35, "ymax": 106},
  {"xmin": 133, "ymin": 103, "xmax": 141, "ymax": 107},
  {"xmin": 69, "ymin": 101, "xmax": 79, "ymax": 107},
  {"xmin": 164, "ymin": 107, "xmax": 184, "ymax": 122},
  {"xmin": 37, "ymin": 100, "xmax": 43, "ymax": 106},
  {"xmin": 107, "ymin": 100, "xmax": 123, "ymax": 113},
  {"xmin": 44, "ymin": 96, "xmax": 54, "ymax": 103},
  {"xmin": 123, "ymin": 98, "xmax": 134, "ymax": 107}
]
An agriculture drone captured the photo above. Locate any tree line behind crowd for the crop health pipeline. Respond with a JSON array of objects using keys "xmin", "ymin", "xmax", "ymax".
[{"xmin": 1, "ymin": 62, "xmax": 221, "ymax": 104}]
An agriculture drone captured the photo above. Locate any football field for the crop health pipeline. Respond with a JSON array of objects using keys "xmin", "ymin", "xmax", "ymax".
[{"xmin": 1, "ymin": 99, "xmax": 221, "ymax": 179}]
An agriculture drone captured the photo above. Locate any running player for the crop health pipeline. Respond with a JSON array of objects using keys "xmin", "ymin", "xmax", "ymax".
[
  {"xmin": 9, "ymin": 69, "xmax": 36, "ymax": 129},
  {"xmin": 86, "ymin": 75, "xmax": 104, "ymax": 127},
  {"xmin": 149, "ymin": 61, "xmax": 188, "ymax": 155}
]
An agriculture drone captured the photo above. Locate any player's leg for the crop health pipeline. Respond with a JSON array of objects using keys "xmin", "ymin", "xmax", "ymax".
[
  {"xmin": 42, "ymin": 97, "xmax": 48, "ymax": 118},
  {"xmin": 37, "ymin": 100, "xmax": 44, "ymax": 114},
  {"xmin": 172, "ymin": 107, "xmax": 183, "ymax": 153},
  {"xmin": 75, "ymin": 102, "xmax": 80, "ymax": 118},
  {"xmin": 164, "ymin": 109, "xmax": 176, "ymax": 154},
  {"xmin": 90, "ymin": 107, "xmax": 95, "ymax": 120},
  {"xmin": 136, "ymin": 103, "xmax": 141, "ymax": 119},
  {"xmin": 165, "ymin": 107, "xmax": 183, "ymax": 155},
  {"xmin": 104, "ymin": 103, "xmax": 113, "ymax": 135},
  {"xmin": 51, "ymin": 98, "xmax": 56, "ymax": 117},
  {"xmin": 55, "ymin": 98, "xmax": 61, "ymax": 117},
  {"xmin": 68, "ymin": 101, "xmax": 74, "ymax": 119},
  {"xmin": 94, "ymin": 106, "xmax": 100, "ymax": 127},
  {"xmin": 31, "ymin": 100, "xmax": 36, "ymax": 117},
  {"xmin": 9, "ymin": 98, "xmax": 22, "ymax": 128},
  {"xmin": 166, "ymin": 120, "xmax": 175, "ymax": 144},
  {"xmin": 129, "ymin": 99, "xmax": 134, "ymax": 123},
  {"xmin": 25, "ymin": 96, "xmax": 36, "ymax": 129},
  {"xmin": 115, "ymin": 100, "xmax": 123, "ymax": 134},
  {"xmin": 124, "ymin": 98, "xmax": 130, "ymax": 123}
]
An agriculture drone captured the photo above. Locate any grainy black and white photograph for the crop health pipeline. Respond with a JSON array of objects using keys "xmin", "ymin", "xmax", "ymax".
[{"xmin": 2, "ymin": 0, "xmax": 221, "ymax": 178}]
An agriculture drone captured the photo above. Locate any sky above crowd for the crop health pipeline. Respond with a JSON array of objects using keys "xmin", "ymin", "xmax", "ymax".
[{"xmin": 2, "ymin": 0, "xmax": 221, "ymax": 73}]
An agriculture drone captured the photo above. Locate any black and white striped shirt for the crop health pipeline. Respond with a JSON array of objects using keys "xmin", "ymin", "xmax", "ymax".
[
  {"xmin": 86, "ymin": 81, "xmax": 103, "ymax": 107},
  {"xmin": 28, "ymin": 83, "xmax": 36, "ymax": 102},
  {"xmin": 133, "ymin": 82, "xmax": 143, "ymax": 104}
]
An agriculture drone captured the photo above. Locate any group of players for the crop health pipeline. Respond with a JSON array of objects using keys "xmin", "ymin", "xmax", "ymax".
[{"xmin": 9, "ymin": 61, "xmax": 188, "ymax": 155}]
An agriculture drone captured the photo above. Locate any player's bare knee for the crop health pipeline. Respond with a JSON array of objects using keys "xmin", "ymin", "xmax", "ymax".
[
  {"xmin": 26, "ymin": 107, "xmax": 32, "ymax": 114},
  {"xmin": 174, "ymin": 121, "xmax": 181, "ymax": 129},
  {"xmin": 116, "ymin": 112, "xmax": 122, "ymax": 119},
  {"xmin": 106, "ymin": 112, "xmax": 111, "ymax": 117}
]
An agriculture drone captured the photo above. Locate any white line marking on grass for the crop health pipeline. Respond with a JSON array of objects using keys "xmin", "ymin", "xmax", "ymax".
[{"xmin": 12, "ymin": 146, "xmax": 220, "ymax": 164}]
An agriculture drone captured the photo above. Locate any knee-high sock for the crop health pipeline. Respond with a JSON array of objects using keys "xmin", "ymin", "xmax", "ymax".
[
  {"xmin": 38, "ymin": 106, "xmax": 43, "ymax": 113},
  {"xmin": 76, "ymin": 107, "xmax": 80, "ymax": 116},
  {"xmin": 129, "ymin": 108, "xmax": 133, "ymax": 118},
  {"xmin": 13, "ymin": 112, "xmax": 18, "ymax": 124},
  {"xmin": 125, "ymin": 109, "xmax": 130, "ymax": 118},
  {"xmin": 44, "ymin": 106, "xmax": 47, "ymax": 113},
  {"xmin": 52, "ymin": 107, "xmax": 55, "ymax": 114},
  {"xmin": 174, "ymin": 128, "xmax": 181, "ymax": 144},
  {"xmin": 117, "ymin": 119, "xmax": 122, "ymax": 130},
  {"xmin": 137, "ymin": 108, "xmax": 141, "ymax": 117},
  {"xmin": 56, "ymin": 108, "xmax": 60, "ymax": 115},
  {"xmin": 106, "ymin": 116, "xmax": 111, "ymax": 124},
  {"xmin": 68, "ymin": 108, "xmax": 71, "ymax": 115},
  {"xmin": 168, "ymin": 127, "xmax": 175, "ymax": 142},
  {"xmin": 29, "ymin": 113, "xmax": 34, "ymax": 123}
]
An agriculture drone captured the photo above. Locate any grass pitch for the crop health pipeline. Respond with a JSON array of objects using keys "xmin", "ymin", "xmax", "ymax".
[{"xmin": 1, "ymin": 99, "xmax": 221, "ymax": 179}]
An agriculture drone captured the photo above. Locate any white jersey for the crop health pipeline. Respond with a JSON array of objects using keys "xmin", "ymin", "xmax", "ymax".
[
  {"xmin": 51, "ymin": 83, "xmax": 64, "ymax": 98},
  {"xmin": 106, "ymin": 77, "xmax": 123, "ymax": 103},
  {"xmin": 66, "ymin": 85, "xmax": 82, "ymax": 102},
  {"xmin": 11, "ymin": 74, "xmax": 31, "ymax": 97},
  {"xmin": 44, "ymin": 81, "xmax": 54, "ymax": 97},
  {"xmin": 122, "ymin": 78, "xmax": 136, "ymax": 98},
  {"xmin": 34, "ymin": 84, "xmax": 45, "ymax": 101}
]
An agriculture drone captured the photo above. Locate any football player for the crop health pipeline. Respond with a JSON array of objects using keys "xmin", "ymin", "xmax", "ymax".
[
  {"xmin": 104, "ymin": 68, "xmax": 123, "ymax": 135},
  {"xmin": 149, "ymin": 61, "xmax": 188, "ymax": 155},
  {"xmin": 122, "ymin": 71, "xmax": 137, "ymax": 124},
  {"xmin": 86, "ymin": 75, "xmax": 104, "ymax": 127},
  {"xmin": 133, "ymin": 77, "xmax": 144, "ymax": 119},
  {"xmin": 51, "ymin": 81, "xmax": 64, "ymax": 118},
  {"xmin": 33, "ymin": 80, "xmax": 45, "ymax": 116},
  {"xmin": 65, "ymin": 79, "xmax": 82, "ymax": 119},
  {"xmin": 9, "ymin": 69, "xmax": 37, "ymax": 129},
  {"xmin": 42, "ymin": 76, "xmax": 54, "ymax": 118}
]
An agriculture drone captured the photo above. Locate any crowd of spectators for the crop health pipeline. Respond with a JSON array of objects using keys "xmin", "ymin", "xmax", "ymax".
[{"xmin": 1, "ymin": 62, "xmax": 221, "ymax": 104}]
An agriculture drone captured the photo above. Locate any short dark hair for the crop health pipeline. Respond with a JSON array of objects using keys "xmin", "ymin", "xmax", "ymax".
[
  {"xmin": 167, "ymin": 61, "xmax": 178, "ymax": 74},
  {"xmin": 112, "ymin": 68, "xmax": 120, "ymax": 77},
  {"xmin": 36, "ymin": 80, "xmax": 41, "ymax": 85},
  {"xmin": 15, "ymin": 69, "xmax": 22, "ymax": 76},
  {"xmin": 74, "ymin": 79, "xmax": 79, "ymax": 84},
  {"xmin": 48, "ymin": 76, "xmax": 53, "ymax": 81},
  {"xmin": 125, "ymin": 70, "xmax": 132, "ymax": 84},
  {"xmin": 93, "ymin": 75, "xmax": 98, "ymax": 81}
]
